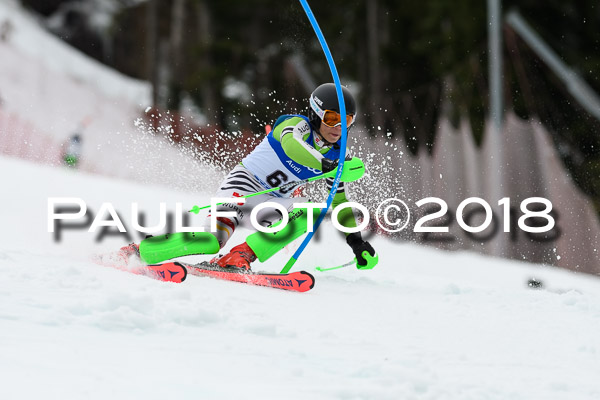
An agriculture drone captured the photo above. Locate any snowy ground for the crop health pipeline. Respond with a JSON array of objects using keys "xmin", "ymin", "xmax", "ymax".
[
  {"xmin": 0, "ymin": 0, "xmax": 219, "ymax": 192},
  {"xmin": 2, "ymin": 156, "xmax": 600, "ymax": 400},
  {"xmin": 1, "ymin": 2, "xmax": 600, "ymax": 398}
]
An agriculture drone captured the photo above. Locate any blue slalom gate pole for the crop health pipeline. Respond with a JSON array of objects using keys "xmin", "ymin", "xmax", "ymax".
[{"xmin": 281, "ymin": 0, "xmax": 348, "ymax": 273}]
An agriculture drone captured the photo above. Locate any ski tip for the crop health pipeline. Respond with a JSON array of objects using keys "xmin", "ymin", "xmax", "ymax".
[
  {"xmin": 300, "ymin": 271, "xmax": 315, "ymax": 290},
  {"xmin": 174, "ymin": 262, "xmax": 188, "ymax": 282}
]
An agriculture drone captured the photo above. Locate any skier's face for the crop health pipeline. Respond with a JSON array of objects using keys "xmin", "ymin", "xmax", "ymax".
[{"xmin": 319, "ymin": 122, "xmax": 342, "ymax": 144}]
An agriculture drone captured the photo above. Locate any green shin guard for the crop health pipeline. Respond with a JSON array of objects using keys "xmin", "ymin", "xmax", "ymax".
[
  {"xmin": 246, "ymin": 207, "xmax": 321, "ymax": 262},
  {"xmin": 139, "ymin": 232, "xmax": 220, "ymax": 264}
]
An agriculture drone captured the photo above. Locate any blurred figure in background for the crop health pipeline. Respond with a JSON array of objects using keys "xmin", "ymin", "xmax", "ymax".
[
  {"xmin": 62, "ymin": 116, "xmax": 91, "ymax": 168},
  {"xmin": 62, "ymin": 133, "xmax": 82, "ymax": 168},
  {"xmin": 0, "ymin": 19, "xmax": 12, "ymax": 42}
]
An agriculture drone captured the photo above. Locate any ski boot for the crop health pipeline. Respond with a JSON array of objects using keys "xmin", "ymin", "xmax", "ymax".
[
  {"xmin": 210, "ymin": 242, "xmax": 256, "ymax": 271},
  {"xmin": 117, "ymin": 243, "xmax": 140, "ymax": 263}
]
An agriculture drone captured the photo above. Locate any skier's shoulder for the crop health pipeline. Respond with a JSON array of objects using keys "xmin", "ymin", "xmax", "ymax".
[
  {"xmin": 274, "ymin": 114, "xmax": 311, "ymax": 130},
  {"xmin": 272, "ymin": 114, "xmax": 313, "ymax": 141}
]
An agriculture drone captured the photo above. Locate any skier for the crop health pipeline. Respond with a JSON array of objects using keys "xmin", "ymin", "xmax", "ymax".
[
  {"xmin": 62, "ymin": 134, "xmax": 82, "ymax": 168},
  {"xmin": 122, "ymin": 83, "xmax": 377, "ymax": 271}
]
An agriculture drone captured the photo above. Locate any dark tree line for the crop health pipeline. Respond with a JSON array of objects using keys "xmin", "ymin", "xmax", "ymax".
[{"xmin": 20, "ymin": 0, "xmax": 600, "ymax": 211}]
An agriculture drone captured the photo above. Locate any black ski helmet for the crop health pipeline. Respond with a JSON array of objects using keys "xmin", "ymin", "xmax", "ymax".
[{"xmin": 308, "ymin": 83, "xmax": 357, "ymax": 130}]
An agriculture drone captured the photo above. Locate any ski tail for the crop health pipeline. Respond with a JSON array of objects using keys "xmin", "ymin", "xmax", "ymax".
[
  {"xmin": 131, "ymin": 262, "xmax": 187, "ymax": 283},
  {"xmin": 93, "ymin": 250, "xmax": 314, "ymax": 291}
]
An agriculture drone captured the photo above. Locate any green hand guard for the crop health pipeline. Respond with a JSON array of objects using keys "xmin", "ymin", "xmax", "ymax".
[
  {"xmin": 324, "ymin": 157, "xmax": 365, "ymax": 182},
  {"xmin": 356, "ymin": 251, "xmax": 379, "ymax": 270}
]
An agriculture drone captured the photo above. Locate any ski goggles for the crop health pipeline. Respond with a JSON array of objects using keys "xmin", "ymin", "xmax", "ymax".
[{"xmin": 321, "ymin": 110, "xmax": 356, "ymax": 128}]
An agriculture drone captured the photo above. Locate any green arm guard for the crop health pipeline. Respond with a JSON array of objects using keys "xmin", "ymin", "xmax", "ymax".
[
  {"xmin": 280, "ymin": 132, "xmax": 323, "ymax": 170},
  {"xmin": 273, "ymin": 117, "xmax": 324, "ymax": 170}
]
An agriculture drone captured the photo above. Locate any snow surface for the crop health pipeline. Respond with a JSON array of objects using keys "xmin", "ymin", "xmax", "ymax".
[
  {"xmin": 1, "ymin": 1, "xmax": 600, "ymax": 398},
  {"xmin": 2, "ymin": 156, "xmax": 600, "ymax": 400},
  {"xmin": 0, "ymin": 0, "xmax": 150, "ymax": 104},
  {"xmin": 0, "ymin": 0, "xmax": 221, "ymax": 192}
]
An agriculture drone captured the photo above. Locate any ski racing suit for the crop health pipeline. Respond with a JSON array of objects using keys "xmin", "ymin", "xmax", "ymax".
[
  {"xmin": 138, "ymin": 114, "xmax": 362, "ymax": 265},
  {"xmin": 206, "ymin": 114, "xmax": 359, "ymax": 261}
]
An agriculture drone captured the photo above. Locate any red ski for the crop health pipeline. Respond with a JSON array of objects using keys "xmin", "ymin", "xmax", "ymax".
[
  {"xmin": 140, "ymin": 262, "xmax": 187, "ymax": 283},
  {"xmin": 93, "ymin": 252, "xmax": 313, "ymax": 291},
  {"xmin": 113, "ymin": 262, "xmax": 188, "ymax": 283},
  {"xmin": 182, "ymin": 262, "xmax": 315, "ymax": 293},
  {"xmin": 91, "ymin": 252, "xmax": 187, "ymax": 283}
]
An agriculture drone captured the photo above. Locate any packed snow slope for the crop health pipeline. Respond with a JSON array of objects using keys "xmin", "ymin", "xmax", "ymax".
[
  {"xmin": 1, "ymin": 155, "xmax": 600, "ymax": 400},
  {"xmin": 0, "ymin": 0, "xmax": 220, "ymax": 191}
]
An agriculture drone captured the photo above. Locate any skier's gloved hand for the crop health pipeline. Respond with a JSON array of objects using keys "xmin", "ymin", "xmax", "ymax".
[
  {"xmin": 322, "ymin": 155, "xmax": 354, "ymax": 173},
  {"xmin": 321, "ymin": 156, "xmax": 364, "ymax": 182},
  {"xmin": 321, "ymin": 158, "xmax": 338, "ymax": 173},
  {"xmin": 346, "ymin": 232, "xmax": 376, "ymax": 268}
]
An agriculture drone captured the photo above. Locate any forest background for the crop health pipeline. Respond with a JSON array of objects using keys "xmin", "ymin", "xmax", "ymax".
[{"xmin": 17, "ymin": 0, "xmax": 600, "ymax": 213}]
